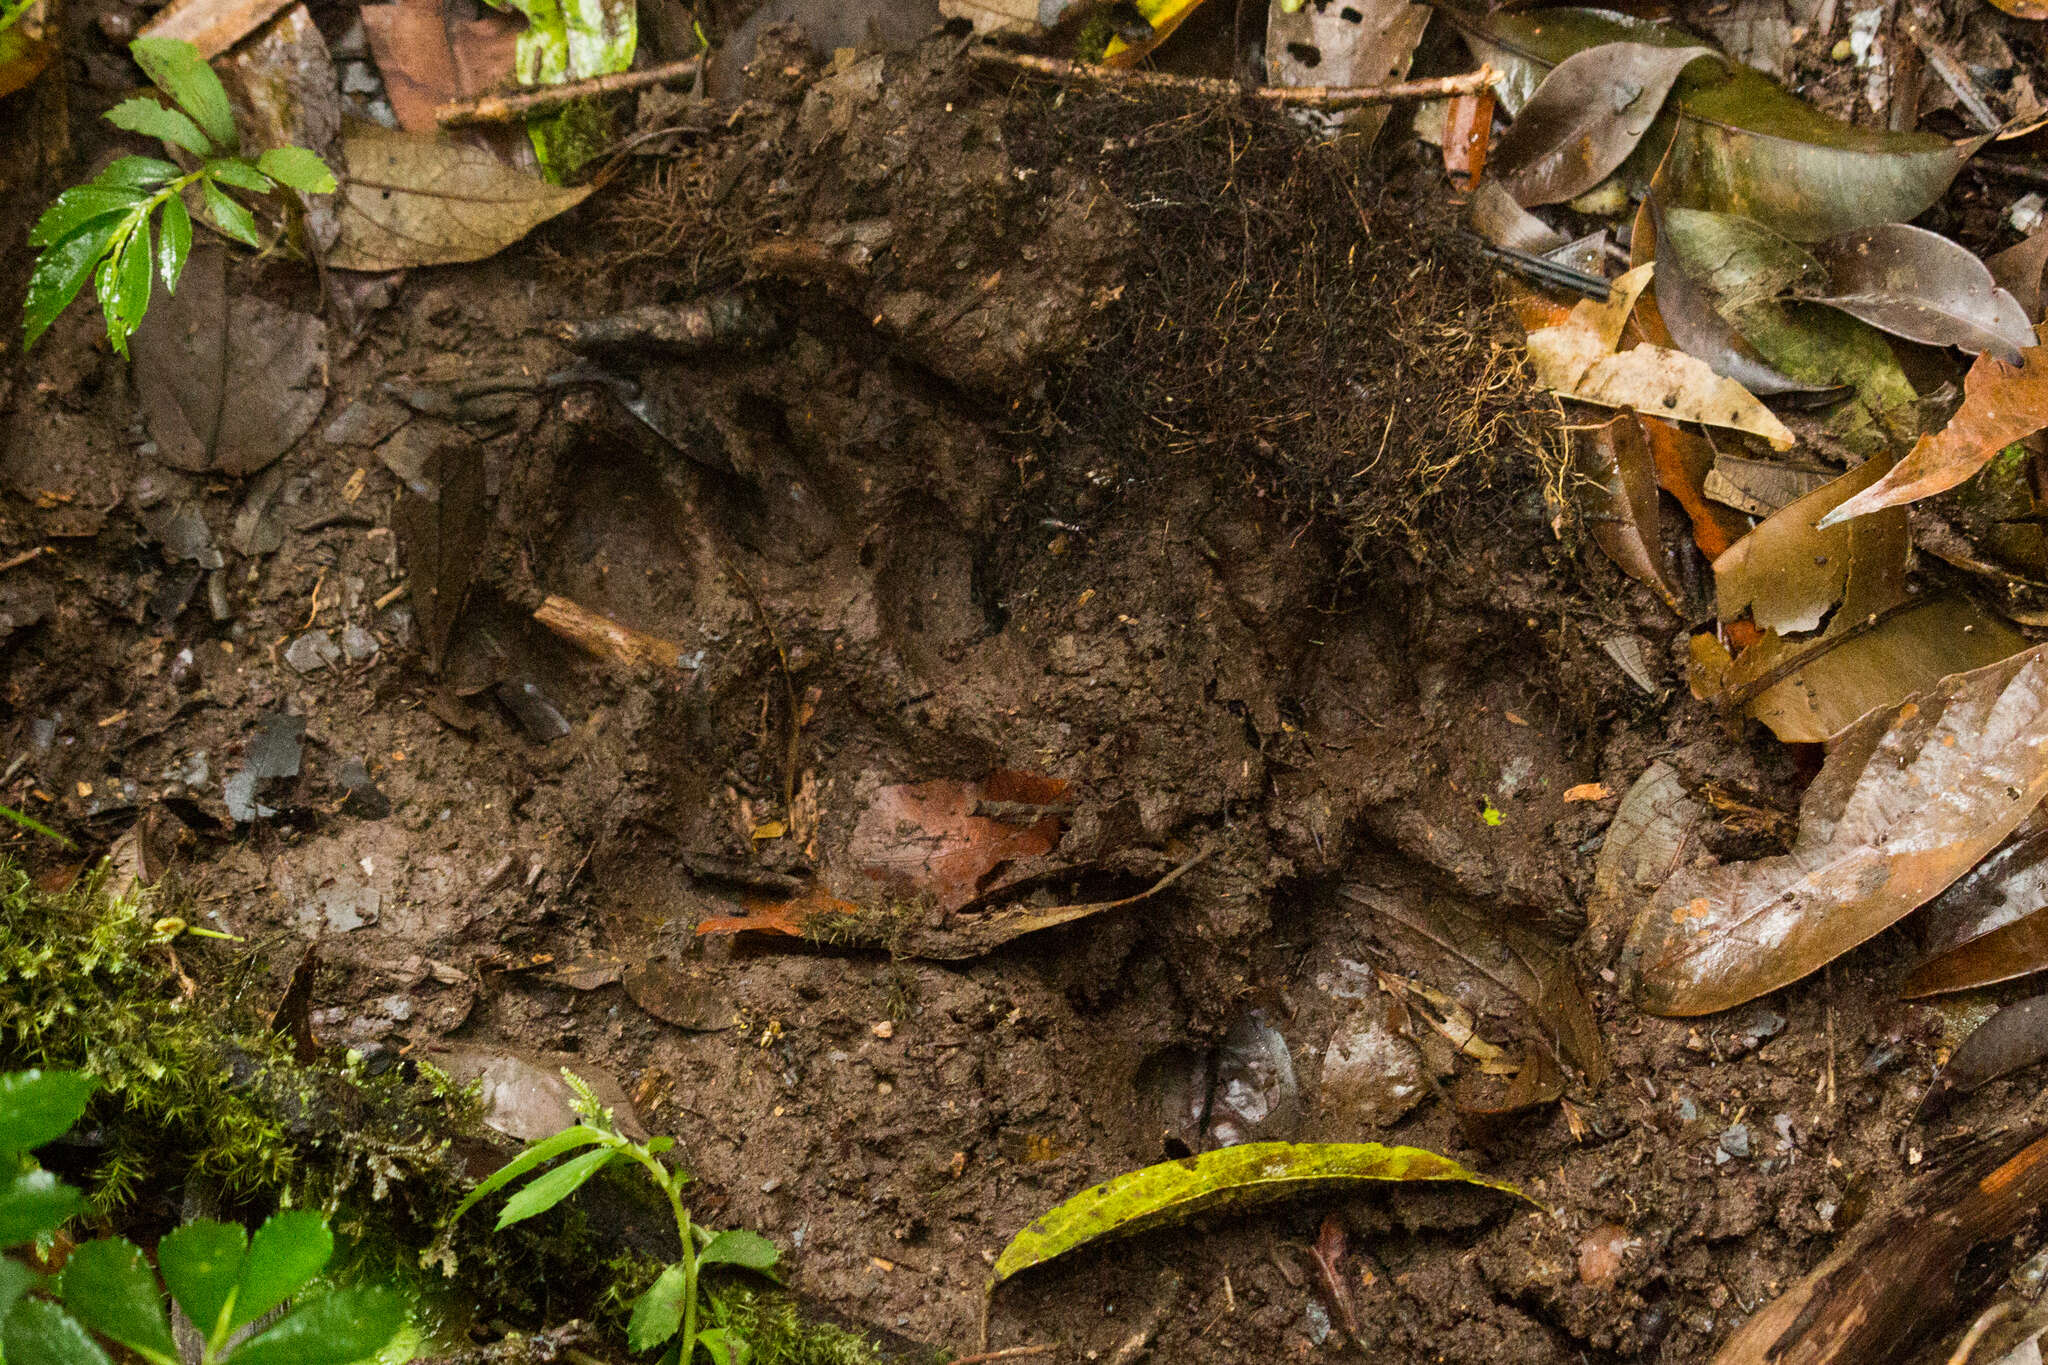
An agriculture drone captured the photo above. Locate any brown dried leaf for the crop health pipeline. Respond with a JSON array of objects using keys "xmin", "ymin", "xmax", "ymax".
[
  {"xmin": 392, "ymin": 441, "xmax": 486, "ymax": 673},
  {"xmin": 129, "ymin": 247, "xmax": 328, "ymax": 478},
  {"xmin": 1714, "ymin": 456, "xmax": 1907, "ymax": 635},
  {"xmin": 1569, "ymin": 412, "xmax": 1679, "ymax": 606},
  {"xmin": 1989, "ymin": 230, "xmax": 2048, "ymax": 323},
  {"xmin": 851, "ymin": 771, "xmax": 1068, "ymax": 913},
  {"xmin": 1642, "ymin": 197, "xmax": 1827, "ymax": 398},
  {"xmin": 1936, "ymin": 992, "xmax": 2048, "ymax": 1097},
  {"xmin": 1802, "ymin": 223, "xmax": 2035, "ymax": 364},
  {"xmin": 1265, "ymin": 0, "xmax": 1429, "ymax": 146},
  {"xmin": 1904, "ymin": 813, "xmax": 2048, "ymax": 997},
  {"xmin": 329, "ymin": 121, "xmax": 593, "ymax": 271},
  {"xmin": 1492, "ymin": 42, "xmax": 1720, "ymax": 207},
  {"xmin": 1701, "ymin": 453, "xmax": 1833, "ymax": 517},
  {"xmin": 1818, "ymin": 339, "xmax": 2048, "ymax": 529},
  {"xmin": 360, "ymin": 0, "xmax": 522, "ymax": 132},
  {"xmin": 1340, "ymin": 877, "xmax": 1606, "ymax": 1084},
  {"xmin": 1625, "ymin": 647, "xmax": 2048, "ymax": 1016},
  {"xmin": 1642, "ymin": 416, "xmax": 1753, "ymax": 559}
]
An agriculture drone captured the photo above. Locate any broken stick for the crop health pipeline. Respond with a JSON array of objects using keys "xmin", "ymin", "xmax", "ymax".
[
  {"xmin": 436, "ymin": 55, "xmax": 706, "ymax": 128},
  {"xmin": 533, "ymin": 595, "xmax": 694, "ymax": 671},
  {"xmin": 970, "ymin": 47, "xmax": 1497, "ymax": 111}
]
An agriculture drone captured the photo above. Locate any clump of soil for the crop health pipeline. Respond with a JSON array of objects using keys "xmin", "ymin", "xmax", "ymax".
[{"xmin": 0, "ymin": 27, "xmax": 2008, "ymax": 1365}]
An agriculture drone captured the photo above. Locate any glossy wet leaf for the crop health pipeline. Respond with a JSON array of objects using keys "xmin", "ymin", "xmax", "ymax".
[
  {"xmin": 992, "ymin": 1142, "xmax": 1531, "ymax": 1283},
  {"xmin": 4, "ymin": 1298, "xmax": 113, "ymax": 1365},
  {"xmin": 1715, "ymin": 456, "xmax": 1906, "ymax": 635},
  {"xmin": 130, "ymin": 37, "xmax": 237, "ymax": 152},
  {"xmin": 157, "ymin": 1221, "xmax": 246, "ymax": 1343},
  {"xmin": 59, "ymin": 1239, "xmax": 176, "ymax": 1365},
  {"xmin": 1819, "ymin": 339, "xmax": 2048, "ymax": 528},
  {"xmin": 1933, "ymin": 992, "xmax": 2048, "ymax": 1097},
  {"xmin": 329, "ymin": 122, "xmax": 593, "ymax": 270},
  {"xmin": 0, "ymin": 1257, "xmax": 35, "ymax": 1326},
  {"xmin": 1904, "ymin": 817, "xmax": 2048, "ymax": 997},
  {"xmin": 697, "ymin": 1229, "xmax": 780, "ymax": 1271},
  {"xmin": 1590, "ymin": 760, "xmax": 1708, "ymax": 943},
  {"xmin": 1658, "ymin": 206, "xmax": 1826, "ymax": 310},
  {"xmin": 0, "ymin": 1069, "xmax": 94, "ymax": 1153},
  {"xmin": 1339, "ymin": 879, "xmax": 1606, "ymax": 1084},
  {"xmin": 230, "ymin": 1288, "xmax": 408, "ymax": 1365},
  {"xmin": 129, "ymin": 247, "xmax": 328, "ymax": 477},
  {"xmin": 1565, "ymin": 411, "xmax": 1679, "ymax": 606},
  {"xmin": 1493, "ymin": 42, "xmax": 1720, "ymax": 206},
  {"xmin": 156, "ymin": 193, "xmax": 190, "ymax": 292},
  {"xmin": 1625, "ymin": 647, "xmax": 2048, "ymax": 1016},
  {"xmin": 233, "ymin": 1210, "xmax": 334, "ymax": 1329},
  {"xmin": 1452, "ymin": 6, "xmax": 1690, "ymax": 117},
  {"xmin": 104, "ymin": 96, "xmax": 213, "ymax": 157},
  {"xmin": 97, "ymin": 155, "xmax": 179, "ymax": 189},
  {"xmin": 201, "ymin": 179, "xmax": 261, "ymax": 247},
  {"xmin": 0, "ymin": 1169, "xmax": 84, "ymax": 1247},
  {"xmin": 1801, "ymin": 224, "xmax": 2034, "ymax": 363}
]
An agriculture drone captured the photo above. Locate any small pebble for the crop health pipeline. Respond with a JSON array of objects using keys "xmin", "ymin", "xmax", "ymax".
[
  {"xmin": 872, "ymin": 1020, "xmax": 894, "ymax": 1039},
  {"xmin": 97, "ymin": 10, "xmax": 137, "ymax": 42},
  {"xmin": 285, "ymin": 630, "xmax": 341, "ymax": 673},
  {"xmin": 342, "ymin": 624, "xmax": 380, "ymax": 662},
  {"xmin": 1717, "ymin": 1124, "xmax": 1751, "ymax": 1163},
  {"xmin": 1830, "ymin": 36, "xmax": 1854, "ymax": 60}
]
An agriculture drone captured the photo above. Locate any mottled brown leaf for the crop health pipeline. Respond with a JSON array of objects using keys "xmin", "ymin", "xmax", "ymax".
[
  {"xmin": 1493, "ymin": 41, "xmax": 1720, "ymax": 207},
  {"xmin": 1904, "ymin": 814, "xmax": 2048, "ymax": 997},
  {"xmin": 1626, "ymin": 647, "xmax": 2048, "ymax": 1016},
  {"xmin": 1803, "ymin": 223, "xmax": 2034, "ymax": 363}
]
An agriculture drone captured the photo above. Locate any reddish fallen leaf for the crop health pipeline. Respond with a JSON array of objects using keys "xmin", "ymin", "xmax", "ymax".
[
  {"xmin": 1819, "ymin": 338, "xmax": 2048, "ymax": 529},
  {"xmin": 1569, "ymin": 412, "xmax": 1679, "ymax": 608},
  {"xmin": 1562, "ymin": 783, "xmax": 1611, "ymax": 802},
  {"xmin": 1443, "ymin": 89, "xmax": 1494, "ymax": 187},
  {"xmin": 696, "ymin": 887, "xmax": 859, "ymax": 938},
  {"xmin": 850, "ymin": 771, "xmax": 1069, "ymax": 914},
  {"xmin": 1626, "ymin": 647, "xmax": 2048, "ymax": 1016},
  {"xmin": 361, "ymin": 0, "xmax": 522, "ymax": 132}
]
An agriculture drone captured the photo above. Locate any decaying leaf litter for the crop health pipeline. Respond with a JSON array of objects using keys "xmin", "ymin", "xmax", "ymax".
[{"xmin": 21, "ymin": 0, "xmax": 2048, "ymax": 1361}]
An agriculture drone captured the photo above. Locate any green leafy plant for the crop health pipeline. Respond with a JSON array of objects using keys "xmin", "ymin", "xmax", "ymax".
[
  {"xmin": 450, "ymin": 1073, "xmax": 779, "ymax": 1365},
  {"xmin": 23, "ymin": 36, "xmax": 335, "ymax": 356},
  {"xmin": 0, "ymin": 1068, "xmax": 408, "ymax": 1365}
]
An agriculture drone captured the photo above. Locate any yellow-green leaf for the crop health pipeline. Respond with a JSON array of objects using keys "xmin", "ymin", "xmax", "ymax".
[{"xmin": 992, "ymin": 1142, "xmax": 1534, "ymax": 1283}]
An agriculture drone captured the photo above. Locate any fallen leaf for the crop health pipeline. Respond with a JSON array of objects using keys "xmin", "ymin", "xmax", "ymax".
[
  {"xmin": 328, "ymin": 121, "xmax": 594, "ymax": 271},
  {"xmin": 1710, "ymin": 1128, "xmax": 2048, "ymax": 1365},
  {"xmin": 1641, "ymin": 416, "xmax": 1753, "ymax": 559},
  {"xmin": 850, "ymin": 771, "xmax": 1067, "ymax": 914},
  {"xmin": 1492, "ymin": 42, "xmax": 1721, "ymax": 207},
  {"xmin": 1265, "ymin": 0, "xmax": 1428, "ymax": 147},
  {"xmin": 1590, "ymin": 760, "xmax": 1708, "ymax": 946},
  {"xmin": 1927, "ymin": 992, "xmax": 2048, "ymax": 1100},
  {"xmin": 1801, "ymin": 223, "xmax": 2035, "ymax": 363},
  {"xmin": 1656, "ymin": 205, "xmax": 1827, "ymax": 310},
  {"xmin": 1563, "ymin": 783, "xmax": 1612, "ymax": 802},
  {"xmin": 695, "ymin": 887, "xmax": 858, "ymax": 938},
  {"xmin": 1102, "ymin": 0, "xmax": 1209, "ymax": 67},
  {"xmin": 361, "ymin": 0, "xmax": 522, "ymax": 132},
  {"xmin": 1641, "ymin": 197, "xmax": 1825, "ymax": 397},
  {"xmin": 892, "ymin": 842, "xmax": 1211, "ymax": 960},
  {"xmin": 1817, "ymin": 339, "xmax": 2048, "ymax": 529},
  {"xmin": 128, "ymin": 246, "xmax": 327, "ymax": 478},
  {"xmin": 1720, "ymin": 596, "xmax": 2028, "ymax": 744},
  {"xmin": 1340, "ymin": 875, "xmax": 1606, "ymax": 1084},
  {"xmin": 1989, "ymin": 229, "xmax": 2048, "ymax": 322},
  {"xmin": 618, "ymin": 958, "xmax": 728, "ymax": 1030},
  {"xmin": 1714, "ymin": 456, "xmax": 1906, "ymax": 635},
  {"xmin": 1904, "ymin": 815, "xmax": 2048, "ymax": 997},
  {"xmin": 991, "ymin": 1142, "xmax": 1533, "ymax": 1284},
  {"xmin": 219, "ymin": 5, "xmax": 343, "ymax": 252},
  {"xmin": 392, "ymin": 440, "xmax": 486, "ymax": 673},
  {"xmin": 1567, "ymin": 411, "xmax": 1680, "ymax": 606},
  {"xmin": 1442, "ymin": 88, "xmax": 1494, "ymax": 185},
  {"xmin": 1701, "ymin": 453, "xmax": 1834, "ymax": 517},
  {"xmin": 1624, "ymin": 646, "xmax": 2048, "ymax": 1016},
  {"xmin": 0, "ymin": 0, "xmax": 51, "ymax": 101},
  {"xmin": 1469, "ymin": 180, "xmax": 1566, "ymax": 256}
]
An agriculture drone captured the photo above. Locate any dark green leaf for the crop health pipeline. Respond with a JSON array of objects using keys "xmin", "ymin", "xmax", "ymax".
[
  {"xmin": 0, "ymin": 1071, "xmax": 95, "ymax": 1153},
  {"xmin": 157, "ymin": 194, "xmax": 190, "ymax": 294},
  {"xmin": 494, "ymin": 1147, "xmax": 617, "ymax": 1229},
  {"xmin": 104, "ymin": 96, "xmax": 212, "ymax": 157},
  {"xmin": 232, "ymin": 1211, "xmax": 332, "ymax": 1329},
  {"xmin": 30, "ymin": 188, "xmax": 141, "ymax": 249},
  {"xmin": 99, "ymin": 217, "xmax": 153, "ymax": 357},
  {"xmin": 129, "ymin": 38, "xmax": 236, "ymax": 152},
  {"xmin": 201, "ymin": 180, "xmax": 261, "ymax": 247},
  {"xmin": 58, "ymin": 1239, "xmax": 177, "ymax": 1365},
  {"xmin": 204, "ymin": 158, "xmax": 272, "ymax": 194},
  {"xmin": 0, "ymin": 1169, "xmax": 86, "ymax": 1247},
  {"xmin": 624, "ymin": 1264, "xmax": 688, "ymax": 1351},
  {"xmin": 3, "ymin": 1299, "xmax": 114, "ymax": 1365},
  {"xmin": 255, "ymin": 146, "xmax": 335, "ymax": 194},
  {"xmin": 96, "ymin": 156, "xmax": 180, "ymax": 189},
  {"xmin": 695, "ymin": 1230, "xmax": 779, "ymax": 1273},
  {"xmin": 0, "ymin": 1256, "xmax": 40, "ymax": 1323},
  {"xmin": 228, "ymin": 1288, "xmax": 408, "ymax": 1365},
  {"xmin": 448, "ymin": 1126, "xmax": 609, "ymax": 1224},
  {"xmin": 157, "ymin": 1221, "xmax": 246, "ymax": 1344}
]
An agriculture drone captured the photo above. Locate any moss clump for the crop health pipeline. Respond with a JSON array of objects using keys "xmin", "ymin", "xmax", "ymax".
[{"xmin": 703, "ymin": 1286, "xmax": 899, "ymax": 1365}]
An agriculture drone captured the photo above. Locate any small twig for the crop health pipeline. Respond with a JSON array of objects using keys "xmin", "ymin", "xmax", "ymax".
[
  {"xmin": 970, "ymin": 46, "xmax": 1496, "ymax": 110},
  {"xmin": 0, "ymin": 545, "xmax": 51, "ymax": 573},
  {"xmin": 950, "ymin": 1347, "xmax": 1055, "ymax": 1365},
  {"xmin": 1946, "ymin": 1302, "xmax": 2015, "ymax": 1365},
  {"xmin": 1975, "ymin": 155, "xmax": 2048, "ymax": 188},
  {"xmin": 534, "ymin": 594, "xmax": 695, "ymax": 671},
  {"xmin": 436, "ymin": 55, "xmax": 707, "ymax": 127}
]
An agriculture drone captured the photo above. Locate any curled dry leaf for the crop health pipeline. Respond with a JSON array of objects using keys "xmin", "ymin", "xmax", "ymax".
[
  {"xmin": 1904, "ymin": 814, "xmax": 2048, "ymax": 997},
  {"xmin": 329, "ymin": 121, "xmax": 594, "ymax": 271},
  {"xmin": 1491, "ymin": 41, "xmax": 1721, "ymax": 207},
  {"xmin": 992, "ymin": 1142, "xmax": 1533, "ymax": 1285},
  {"xmin": 1625, "ymin": 646, "xmax": 2048, "ymax": 1016},
  {"xmin": 1802, "ymin": 223, "xmax": 2035, "ymax": 363},
  {"xmin": 1817, "ymin": 336, "xmax": 2048, "ymax": 529},
  {"xmin": 129, "ymin": 246, "xmax": 327, "ymax": 478},
  {"xmin": 1567, "ymin": 411, "xmax": 1680, "ymax": 607}
]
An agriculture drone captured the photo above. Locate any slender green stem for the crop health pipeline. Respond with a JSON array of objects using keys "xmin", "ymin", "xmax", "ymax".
[{"xmin": 620, "ymin": 1144, "xmax": 700, "ymax": 1363}]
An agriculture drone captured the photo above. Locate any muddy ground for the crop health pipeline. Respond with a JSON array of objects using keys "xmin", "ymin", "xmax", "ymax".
[{"xmin": 6, "ymin": 12, "xmax": 2047, "ymax": 1365}]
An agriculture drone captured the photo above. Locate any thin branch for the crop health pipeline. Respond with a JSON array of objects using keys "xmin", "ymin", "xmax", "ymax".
[
  {"xmin": 970, "ymin": 46, "xmax": 1497, "ymax": 110},
  {"xmin": 436, "ymin": 55, "xmax": 706, "ymax": 127}
]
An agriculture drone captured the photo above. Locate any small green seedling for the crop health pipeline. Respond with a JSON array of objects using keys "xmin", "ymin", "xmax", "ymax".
[
  {"xmin": 0, "ymin": 1069, "xmax": 407, "ymax": 1365},
  {"xmin": 23, "ymin": 37, "xmax": 335, "ymax": 356},
  {"xmin": 450, "ymin": 1073, "xmax": 780, "ymax": 1365}
]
